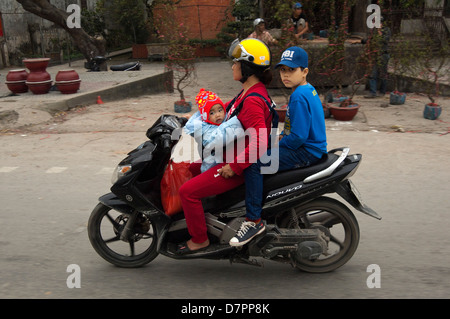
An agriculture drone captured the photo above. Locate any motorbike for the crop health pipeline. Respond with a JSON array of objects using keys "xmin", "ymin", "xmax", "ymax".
[
  {"xmin": 84, "ymin": 56, "xmax": 108, "ymax": 72},
  {"xmin": 87, "ymin": 115, "xmax": 381, "ymax": 273},
  {"xmin": 84, "ymin": 55, "xmax": 141, "ymax": 72}
]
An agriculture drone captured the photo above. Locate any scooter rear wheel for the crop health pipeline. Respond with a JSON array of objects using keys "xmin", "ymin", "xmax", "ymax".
[
  {"xmin": 88, "ymin": 203, "xmax": 159, "ymax": 267},
  {"xmin": 279, "ymin": 197, "xmax": 360, "ymax": 273}
]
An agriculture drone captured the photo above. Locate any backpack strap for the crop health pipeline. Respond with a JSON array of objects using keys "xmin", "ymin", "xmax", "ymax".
[
  {"xmin": 226, "ymin": 89, "xmax": 243, "ymax": 116},
  {"xmin": 227, "ymin": 91, "xmax": 279, "ymax": 129}
]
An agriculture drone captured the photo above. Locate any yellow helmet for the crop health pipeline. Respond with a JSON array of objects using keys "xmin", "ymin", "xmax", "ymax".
[{"xmin": 228, "ymin": 38, "xmax": 271, "ymax": 67}]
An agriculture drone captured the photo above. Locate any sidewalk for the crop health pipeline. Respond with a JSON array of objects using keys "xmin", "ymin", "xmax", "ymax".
[
  {"xmin": 0, "ymin": 58, "xmax": 171, "ymax": 128},
  {"xmin": 1, "ymin": 58, "xmax": 449, "ymax": 135}
]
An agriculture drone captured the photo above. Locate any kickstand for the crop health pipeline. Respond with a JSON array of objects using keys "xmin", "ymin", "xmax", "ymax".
[{"xmin": 230, "ymin": 256, "xmax": 264, "ymax": 267}]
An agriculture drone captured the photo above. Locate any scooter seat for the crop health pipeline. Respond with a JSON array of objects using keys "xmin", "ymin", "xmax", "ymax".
[
  {"xmin": 110, "ymin": 62, "xmax": 141, "ymax": 71},
  {"xmin": 203, "ymin": 153, "xmax": 339, "ymax": 212},
  {"xmin": 262, "ymin": 152, "xmax": 339, "ymax": 189}
]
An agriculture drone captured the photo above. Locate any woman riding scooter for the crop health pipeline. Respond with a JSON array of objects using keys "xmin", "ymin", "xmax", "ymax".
[{"xmin": 177, "ymin": 39, "xmax": 275, "ymax": 254}]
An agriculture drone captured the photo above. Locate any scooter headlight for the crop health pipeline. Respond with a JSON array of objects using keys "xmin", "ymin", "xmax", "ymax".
[{"xmin": 111, "ymin": 164, "xmax": 132, "ymax": 184}]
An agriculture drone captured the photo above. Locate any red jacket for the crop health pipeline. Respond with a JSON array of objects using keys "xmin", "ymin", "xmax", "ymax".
[{"xmin": 224, "ymin": 82, "xmax": 273, "ymax": 175}]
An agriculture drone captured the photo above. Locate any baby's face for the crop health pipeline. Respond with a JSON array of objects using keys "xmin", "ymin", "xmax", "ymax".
[{"xmin": 208, "ymin": 104, "xmax": 225, "ymax": 124}]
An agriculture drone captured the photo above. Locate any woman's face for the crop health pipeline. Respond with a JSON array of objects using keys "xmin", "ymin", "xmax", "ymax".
[{"xmin": 232, "ymin": 61, "xmax": 242, "ymax": 82}]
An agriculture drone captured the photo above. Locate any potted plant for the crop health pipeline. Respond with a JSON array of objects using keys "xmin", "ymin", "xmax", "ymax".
[
  {"xmin": 167, "ymin": 42, "xmax": 196, "ymax": 113},
  {"xmin": 328, "ymin": 77, "xmax": 363, "ymax": 121},
  {"xmin": 322, "ymin": 88, "xmax": 347, "ymax": 119},
  {"xmin": 389, "ymin": 34, "xmax": 417, "ymax": 105},
  {"xmin": 313, "ymin": 0, "xmax": 352, "ymax": 120},
  {"xmin": 414, "ymin": 35, "xmax": 448, "ymax": 120},
  {"xmin": 154, "ymin": 0, "xmax": 196, "ymax": 113},
  {"xmin": 327, "ymin": 0, "xmax": 364, "ymax": 122}
]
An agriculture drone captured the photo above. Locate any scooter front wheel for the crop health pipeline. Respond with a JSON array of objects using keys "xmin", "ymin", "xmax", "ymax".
[{"xmin": 88, "ymin": 203, "xmax": 159, "ymax": 267}]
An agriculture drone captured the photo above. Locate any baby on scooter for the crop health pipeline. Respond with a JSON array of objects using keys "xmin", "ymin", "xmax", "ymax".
[{"xmin": 184, "ymin": 88, "xmax": 244, "ymax": 174}]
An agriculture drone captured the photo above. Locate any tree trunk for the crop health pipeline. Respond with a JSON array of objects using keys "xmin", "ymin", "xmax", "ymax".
[
  {"xmin": 351, "ymin": 1, "xmax": 368, "ymax": 37},
  {"xmin": 16, "ymin": 0, "xmax": 106, "ymax": 62}
]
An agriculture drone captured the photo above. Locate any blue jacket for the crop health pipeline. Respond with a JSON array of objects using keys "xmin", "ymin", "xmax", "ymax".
[
  {"xmin": 280, "ymin": 83, "xmax": 327, "ymax": 158},
  {"xmin": 184, "ymin": 111, "xmax": 244, "ymax": 172}
]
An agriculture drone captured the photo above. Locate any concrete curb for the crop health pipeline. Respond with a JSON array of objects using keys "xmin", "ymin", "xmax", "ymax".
[{"xmin": 42, "ymin": 71, "xmax": 174, "ymax": 113}]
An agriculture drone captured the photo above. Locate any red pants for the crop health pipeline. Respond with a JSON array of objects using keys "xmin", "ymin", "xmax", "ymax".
[{"xmin": 179, "ymin": 162, "xmax": 245, "ymax": 243}]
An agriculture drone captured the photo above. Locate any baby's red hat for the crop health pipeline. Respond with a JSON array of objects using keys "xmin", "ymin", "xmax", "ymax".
[{"xmin": 195, "ymin": 88, "xmax": 224, "ymax": 125}]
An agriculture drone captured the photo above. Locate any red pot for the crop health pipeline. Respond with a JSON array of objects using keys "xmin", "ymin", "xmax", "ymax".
[
  {"xmin": 55, "ymin": 69, "xmax": 81, "ymax": 94},
  {"xmin": 26, "ymin": 71, "xmax": 52, "ymax": 95},
  {"xmin": 55, "ymin": 69, "xmax": 80, "ymax": 82},
  {"xmin": 27, "ymin": 71, "xmax": 51, "ymax": 83},
  {"xmin": 23, "ymin": 58, "xmax": 50, "ymax": 72},
  {"xmin": 56, "ymin": 80, "xmax": 81, "ymax": 94},
  {"xmin": 23, "ymin": 58, "xmax": 52, "ymax": 94},
  {"xmin": 26, "ymin": 80, "xmax": 53, "ymax": 95},
  {"xmin": 329, "ymin": 104, "xmax": 360, "ymax": 121},
  {"xmin": 6, "ymin": 69, "xmax": 28, "ymax": 82},
  {"xmin": 5, "ymin": 69, "xmax": 29, "ymax": 93}
]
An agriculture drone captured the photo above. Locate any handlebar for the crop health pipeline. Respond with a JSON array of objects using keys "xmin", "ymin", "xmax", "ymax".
[
  {"xmin": 146, "ymin": 115, "xmax": 186, "ymax": 140},
  {"xmin": 161, "ymin": 133, "xmax": 172, "ymax": 150}
]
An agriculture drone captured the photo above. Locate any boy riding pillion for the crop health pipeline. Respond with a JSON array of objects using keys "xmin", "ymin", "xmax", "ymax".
[{"xmin": 230, "ymin": 46, "xmax": 327, "ymax": 247}]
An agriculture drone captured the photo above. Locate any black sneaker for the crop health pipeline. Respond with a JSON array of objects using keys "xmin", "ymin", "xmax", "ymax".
[{"xmin": 229, "ymin": 220, "xmax": 265, "ymax": 247}]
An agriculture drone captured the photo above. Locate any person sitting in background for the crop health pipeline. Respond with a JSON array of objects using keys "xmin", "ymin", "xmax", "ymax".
[
  {"xmin": 289, "ymin": 2, "xmax": 309, "ymax": 40},
  {"xmin": 248, "ymin": 18, "xmax": 278, "ymax": 46}
]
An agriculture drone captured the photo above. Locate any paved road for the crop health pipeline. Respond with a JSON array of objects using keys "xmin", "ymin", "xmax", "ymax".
[{"xmin": 1, "ymin": 128, "xmax": 449, "ymax": 301}]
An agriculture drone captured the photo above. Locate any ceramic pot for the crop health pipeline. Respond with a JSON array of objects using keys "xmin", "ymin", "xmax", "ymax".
[
  {"xmin": 423, "ymin": 103, "xmax": 441, "ymax": 120},
  {"xmin": 174, "ymin": 101, "xmax": 192, "ymax": 113},
  {"xmin": 23, "ymin": 58, "xmax": 50, "ymax": 72},
  {"xmin": 329, "ymin": 104, "xmax": 360, "ymax": 121},
  {"xmin": 5, "ymin": 69, "xmax": 29, "ymax": 93},
  {"xmin": 27, "ymin": 71, "xmax": 51, "ymax": 83},
  {"xmin": 26, "ymin": 71, "xmax": 52, "ymax": 95},
  {"xmin": 390, "ymin": 92, "xmax": 406, "ymax": 105},
  {"xmin": 26, "ymin": 80, "xmax": 53, "ymax": 95},
  {"xmin": 23, "ymin": 58, "xmax": 52, "ymax": 94},
  {"xmin": 55, "ymin": 69, "xmax": 81, "ymax": 94},
  {"xmin": 55, "ymin": 80, "xmax": 81, "ymax": 94},
  {"xmin": 55, "ymin": 69, "xmax": 79, "ymax": 81}
]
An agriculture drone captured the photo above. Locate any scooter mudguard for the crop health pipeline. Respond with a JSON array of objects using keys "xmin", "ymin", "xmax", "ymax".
[
  {"xmin": 99, "ymin": 193, "xmax": 134, "ymax": 215},
  {"xmin": 336, "ymin": 180, "xmax": 382, "ymax": 220}
]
